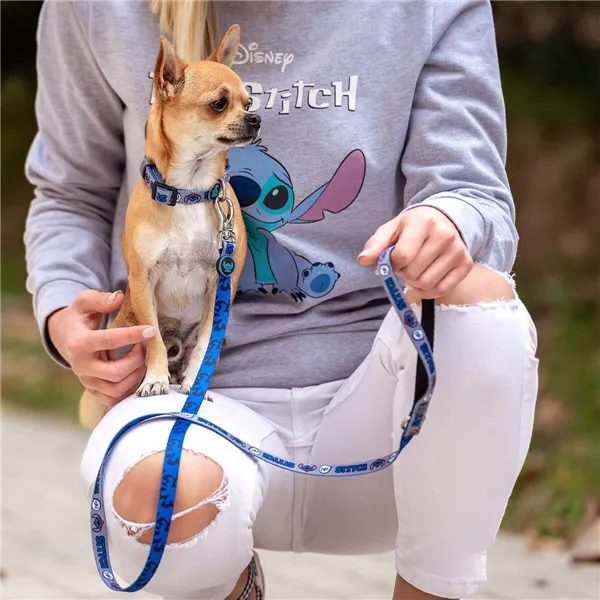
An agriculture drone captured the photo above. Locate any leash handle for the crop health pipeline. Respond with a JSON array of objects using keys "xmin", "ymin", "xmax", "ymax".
[
  {"xmin": 90, "ymin": 245, "xmax": 436, "ymax": 592},
  {"xmin": 377, "ymin": 246, "xmax": 436, "ymax": 438}
]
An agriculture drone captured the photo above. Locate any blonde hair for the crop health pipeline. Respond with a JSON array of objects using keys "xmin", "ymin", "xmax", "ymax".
[{"xmin": 151, "ymin": 0, "xmax": 218, "ymax": 62}]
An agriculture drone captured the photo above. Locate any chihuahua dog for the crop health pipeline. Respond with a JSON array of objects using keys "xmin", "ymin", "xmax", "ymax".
[{"xmin": 79, "ymin": 26, "xmax": 257, "ymax": 429}]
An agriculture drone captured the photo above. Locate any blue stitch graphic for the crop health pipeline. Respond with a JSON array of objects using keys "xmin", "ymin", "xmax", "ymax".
[{"xmin": 228, "ymin": 143, "xmax": 366, "ymax": 301}]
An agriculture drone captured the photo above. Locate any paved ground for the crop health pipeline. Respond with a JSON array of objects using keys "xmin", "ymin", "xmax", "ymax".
[{"xmin": 2, "ymin": 408, "xmax": 598, "ymax": 600}]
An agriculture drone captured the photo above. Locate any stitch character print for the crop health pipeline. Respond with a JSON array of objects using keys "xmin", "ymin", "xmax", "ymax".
[{"xmin": 228, "ymin": 142, "xmax": 366, "ymax": 301}]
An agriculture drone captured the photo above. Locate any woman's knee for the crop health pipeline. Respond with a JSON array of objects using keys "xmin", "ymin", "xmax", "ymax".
[
  {"xmin": 407, "ymin": 264, "xmax": 515, "ymax": 306},
  {"xmin": 112, "ymin": 449, "xmax": 227, "ymax": 544}
]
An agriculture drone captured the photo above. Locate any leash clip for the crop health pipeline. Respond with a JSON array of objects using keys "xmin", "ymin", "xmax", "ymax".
[{"xmin": 215, "ymin": 180, "xmax": 236, "ymax": 248}]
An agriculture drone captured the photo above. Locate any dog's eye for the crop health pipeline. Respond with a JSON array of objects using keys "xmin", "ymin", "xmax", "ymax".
[{"xmin": 210, "ymin": 97, "xmax": 228, "ymax": 112}]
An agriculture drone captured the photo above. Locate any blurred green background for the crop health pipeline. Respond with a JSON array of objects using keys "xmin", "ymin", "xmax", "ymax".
[{"xmin": 1, "ymin": 1, "xmax": 598, "ymax": 542}]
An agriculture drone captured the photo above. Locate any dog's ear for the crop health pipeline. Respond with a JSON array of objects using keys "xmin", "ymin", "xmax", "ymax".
[
  {"xmin": 154, "ymin": 36, "xmax": 187, "ymax": 100},
  {"xmin": 208, "ymin": 24, "xmax": 240, "ymax": 67}
]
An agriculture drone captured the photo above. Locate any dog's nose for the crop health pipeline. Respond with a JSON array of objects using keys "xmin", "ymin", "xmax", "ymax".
[{"xmin": 245, "ymin": 113, "xmax": 261, "ymax": 127}]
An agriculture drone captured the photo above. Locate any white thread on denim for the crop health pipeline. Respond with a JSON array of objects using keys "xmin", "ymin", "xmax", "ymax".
[
  {"xmin": 110, "ymin": 446, "xmax": 231, "ymax": 548},
  {"xmin": 115, "ymin": 474, "xmax": 230, "ymax": 541}
]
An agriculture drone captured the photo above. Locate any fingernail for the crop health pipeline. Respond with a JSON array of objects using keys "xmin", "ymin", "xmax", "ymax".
[
  {"xmin": 357, "ymin": 250, "xmax": 371, "ymax": 261},
  {"xmin": 142, "ymin": 327, "xmax": 157, "ymax": 338},
  {"xmin": 107, "ymin": 290, "xmax": 123, "ymax": 303}
]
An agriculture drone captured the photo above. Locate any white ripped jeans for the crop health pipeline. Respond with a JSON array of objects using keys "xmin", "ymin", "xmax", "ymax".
[{"xmin": 81, "ymin": 298, "xmax": 539, "ymax": 599}]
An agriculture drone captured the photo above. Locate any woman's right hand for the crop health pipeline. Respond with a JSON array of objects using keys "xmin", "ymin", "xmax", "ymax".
[{"xmin": 47, "ymin": 290, "xmax": 157, "ymax": 407}]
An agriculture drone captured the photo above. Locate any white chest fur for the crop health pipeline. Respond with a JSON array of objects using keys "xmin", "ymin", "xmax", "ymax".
[{"xmin": 137, "ymin": 203, "xmax": 220, "ymax": 325}]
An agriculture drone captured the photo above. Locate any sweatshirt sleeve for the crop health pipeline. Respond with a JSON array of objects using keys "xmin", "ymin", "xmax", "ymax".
[
  {"xmin": 25, "ymin": 0, "xmax": 125, "ymax": 365},
  {"xmin": 401, "ymin": 0, "xmax": 517, "ymax": 273}
]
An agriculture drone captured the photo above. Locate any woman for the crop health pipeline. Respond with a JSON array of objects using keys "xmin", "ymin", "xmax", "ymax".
[{"xmin": 25, "ymin": 1, "xmax": 538, "ymax": 599}]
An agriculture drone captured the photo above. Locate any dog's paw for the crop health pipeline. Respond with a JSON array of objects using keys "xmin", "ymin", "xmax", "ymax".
[
  {"xmin": 179, "ymin": 375, "xmax": 198, "ymax": 395},
  {"xmin": 179, "ymin": 363, "xmax": 203, "ymax": 395},
  {"xmin": 136, "ymin": 377, "xmax": 170, "ymax": 397}
]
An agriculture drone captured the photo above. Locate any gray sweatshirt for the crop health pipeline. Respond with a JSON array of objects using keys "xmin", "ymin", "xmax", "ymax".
[{"xmin": 25, "ymin": 0, "xmax": 517, "ymax": 389}]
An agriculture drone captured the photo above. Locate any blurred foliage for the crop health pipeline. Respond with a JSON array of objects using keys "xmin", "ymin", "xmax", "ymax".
[
  {"xmin": 1, "ymin": 1, "xmax": 599, "ymax": 540},
  {"xmin": 494, "ymin": 1, "xmax": 600, "ymax": 128},
  {"xmin": 2, "ymin": 296, "xmax": 81, "ymax": 421},
  {"xmin": 488, "ymin": 5, "xmax": 600, "ymax": 541}
]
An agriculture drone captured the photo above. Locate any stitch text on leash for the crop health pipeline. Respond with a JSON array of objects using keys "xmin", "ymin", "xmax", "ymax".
[
  {"xmin": 419, "ymin": 342, "xmax": 435, "ymax": 375},
  {"xmin": 263, "ymin": 452, "xmax": 295, "ymax": 469},
  {"xmin": 335, "ymin": 463, "xmax": 368, "ymax": 474},
  {"xmin": 95, "ymin": 535, "xmax": 109, "ymax": 569},
  {"xmin": 385, "ymin": 277, "xmax": 408, "ymax": 311}
]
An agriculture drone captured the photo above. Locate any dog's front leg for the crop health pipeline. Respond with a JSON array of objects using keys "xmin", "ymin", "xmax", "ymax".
[
  {"xmin": 129, "ymin": 264, "xmax": 170, "ymax": 397},
  {"xmin": 179, "ymin": 282, "xmax": 217, "ymax": 395}
]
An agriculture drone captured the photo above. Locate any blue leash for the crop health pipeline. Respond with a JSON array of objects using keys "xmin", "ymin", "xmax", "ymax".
[{"xmin": 90, "ymin": 199, "xmax": 436, "ymax": 591}]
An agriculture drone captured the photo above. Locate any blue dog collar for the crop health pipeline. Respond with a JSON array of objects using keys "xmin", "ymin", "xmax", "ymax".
[{"xmin": 140, "ymin": 158, "xmax": 231, "ymax": 206}]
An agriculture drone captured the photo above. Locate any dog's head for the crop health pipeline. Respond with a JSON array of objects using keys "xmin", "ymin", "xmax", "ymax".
[{"xmin": 149, "ymin": 25, "xmax": 260, "ymax": 159}]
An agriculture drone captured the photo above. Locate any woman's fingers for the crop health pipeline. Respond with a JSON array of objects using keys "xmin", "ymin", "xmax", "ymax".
[
  {"xmin": 359, "ymin": 208, "xmax": 474, "ymax": 299},
  {"xmin": 410, "ymin": 255, "xmax": 473, "ymax": 299},
  {"xmin": 73, "ymin": 289, "xmax": 124, "ymax": 314},
  {"xmin": 392, "ymin": 228, "xmax": 439, "ymax": 276},
  {"xmin": 70, "ymin": 325, "xmax": 156, "ymax": 358},
  {"xmin": 357, "ymin": 216, "xmax": 401, "ymax": 265},
  {"xmin": 82, "ymin": 365, "xmax": 146, "ymax": 406},
  {"xmin": 400, "ymin": 239, "xmax": 471, "ymax": 291},
  {"xmin": 82, "ymin": 343, "xmax": 146, "ymax": 382}
]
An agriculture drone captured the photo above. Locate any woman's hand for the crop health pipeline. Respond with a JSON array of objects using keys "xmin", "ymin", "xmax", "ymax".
[
  {"xmin": 358, "ymin": 207, "xmax": 473, "ymax": 299},
  {"xmin": 48, "ymin": 290, "xmax": 156, "ymax": 407}
]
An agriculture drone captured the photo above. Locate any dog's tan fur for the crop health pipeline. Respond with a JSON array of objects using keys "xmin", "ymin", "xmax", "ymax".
[{"xmin": 79, "ymin": 26, "xmax": 254, "ymax": 429}]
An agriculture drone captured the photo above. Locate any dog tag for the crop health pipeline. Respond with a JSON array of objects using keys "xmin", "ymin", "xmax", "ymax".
[{"xmin": 217, "ymin": 255, "xmax": 236, "ymax": 277}]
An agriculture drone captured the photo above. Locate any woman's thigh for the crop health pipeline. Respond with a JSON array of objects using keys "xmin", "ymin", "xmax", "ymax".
[
  {"xmin": 218, "ymin": 379, "xmax": 397, "ymax": 553},
  {"xmin": 388, "ymin": 297, "xmax": 538, "ymax": 598},
  {"xmin": 296, "ymin": 294, "xmax": 538, "ymax": 597},
  {"xmin": 294, "ymin": 311, "xmax": 403, "ymax": 554},
  {"xmin": 221, "ymin": 313, "xmax": 405, "ymax": 555},
  {"xmin": 80, "ymin": 390, "xmax": 288, "ymax": 599}
]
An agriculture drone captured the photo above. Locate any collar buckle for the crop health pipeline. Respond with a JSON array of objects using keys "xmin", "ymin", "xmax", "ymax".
[
  {"xmin": 141, "ymin": 157, "xmax": 231, "ymax": 207},
  {"xmin": 151, "ymin": 181, "xmax": 179, "ymax": 206}
]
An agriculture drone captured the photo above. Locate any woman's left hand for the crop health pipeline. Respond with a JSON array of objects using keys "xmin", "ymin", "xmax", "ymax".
[{"xmin": 358, "ymin": 207, "xmax": 473, "ymax": 299}]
